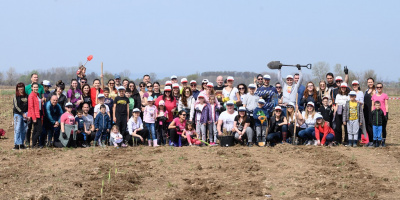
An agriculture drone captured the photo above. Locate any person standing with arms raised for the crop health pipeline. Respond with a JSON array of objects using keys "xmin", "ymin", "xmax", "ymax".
[{"xmin": 277, "ymin": 65, "xmax": 302, "ymax": 114}]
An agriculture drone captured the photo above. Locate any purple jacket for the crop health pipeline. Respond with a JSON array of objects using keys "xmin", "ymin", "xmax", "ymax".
[
  {"xmin": 207, "ymin": 103, "xmax": 220, "ymax": 122},
  {"xmin": 194, "ymin": 103, "xmax": 211, "ymax": 124}
]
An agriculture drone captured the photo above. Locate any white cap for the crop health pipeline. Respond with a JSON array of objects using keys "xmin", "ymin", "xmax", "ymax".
[
  {"xmin": 198, "ymin": 93, "xmax": 205, "ymax": 98},
  {"xmin": 352, "ymin": 80, "xmax": 359, "ymax": 85},
  {"xmin": 258, "ymin": 99, "xmax": 266, "ymax": 104},
  {"xmin": 307, "ymin": 102, "xmax": 315, "ymax": 107},
  {"xmin": 147, "ymin": 96, "xmax": 154, "ymax": 101},
  {"xmin": 97, "ymin": 94, "xmax": 105, "ymax": 98},
  {"xmin": 170, "ymin": 75, "xmax": 177, "ymax": 80},
  {"xmin": 202, "ymin": 79, "xmax": 209, "ymax": 83},
  {"xmin": 164, "ymin": 86, "xmax": 172, "ymax": 91},
  {"xmin": 227, "ymin": 76, "xmax": 234, "ymax": 81},
  {"xmin": 207, "ymin": 82, "xmax": 214, "ymax": 87},
  {"xmin": 315, "ymin": 113, "xmax": 323, "ymax": 119},
  {"xmin": 248, "ymin": 84, "xmax": 256, "ymax": 89},
  {"xmin": 263, "ymin": 74, "xmax": 271, "ymax": 80},
  {"xmin": 159, "ymin": 100, "xmax": 165, "ymax": 105},
  {"xmin": 340, "ymin": 83, "xmax": 348, "ymax": 88},
  {"xmin": 349, "ymin": 91, "xmax": 357, "ymax": 96},
  {"xmin": 181, "ymin": 78, "xmax": 188, "ymax": 83},
  {"xmin": 66, "ymin": 102, "xmax": 73, "ymax": 107},
  {"xmin": 117, "ymin": 86, "xmax": 126, "ymax": 90},
  {"xmin": 275, "ymin": 106, "xmax": 282, "ymax": 110},
  {"xmin": 287, "ymin": 102, "xmax": 295, "ymax": 107},
  {"xmin": 226, "ymin": 100, "xmax": 235, "ymax": 105},
  {"xmin": 172, "ymin": 83, "xmax": 179, "ymax": 88},
  {"xmin": 238, "ymin": 106, "xmax": 246, "ymax": 112},
  {"xmin": 190, "ymin": 80, "xmax": 197, "ymax": 84},
  {"xmin": 42, "ymin": 80, "xmax": 51, "ymax": 87},
  {"xmin": 335, "ymin": 76, "xmax": 343, "ymax": 81},
  {"xmin": 132, "ymin": 108, "xmax": 141, "ymax": 113},
  {"xmin": 286, "ymin": 75, "xmax": 293, "ymax": 79},
  {"xmin": 165, "ymin": 81, "xmax": 172, "ymax": 86}
]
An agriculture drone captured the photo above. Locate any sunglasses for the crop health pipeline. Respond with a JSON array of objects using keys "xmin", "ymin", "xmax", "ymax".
[
  {"xmin": 336, "ymin": 81, "xmax": 343, "ymax": 83},
  {"xmin": 257, "ymin": 78, "xmax": 263, "ymax": 80},
  {"xmin": 238, "ymin": 88, "xmax": 245, "ymax": 90},
  {"xmin": 109, "ymin": 82, "xmax": 114, "ymax": 84},
  {"xmin": 147, "ymin": 86, "xmax": 152, "ymax": 88},
  {"xmin": 376, "ymin": 87, "xmax": 382, "ymax": 89},
  {"xmin": 276, "ymin": 86, "xmax": 282, "ymax": 89},
  {"xmin": 81, "ymin": 81, "xmax": 87, "ymax": 83},
  {"xmin": 181, "ymin": 114, "xmax": 187, "ymax": 116},
  {"xmin": 191, "ymin": 84, "xmax": 197, "ymax": 86},
  {"xmin": 140, "ymin": 86, "xmax": 145, "ymax": 88},
  {"xmin": 307, "ymin": 105, "xmax": 314, "ymax": 108},
  {"xmin": 66, "ymin": 106, "xmax": 73, "ymax": 108},
  {"xmin": 275, "ymin": 110, "xmax": 282, "ymax": 112}
]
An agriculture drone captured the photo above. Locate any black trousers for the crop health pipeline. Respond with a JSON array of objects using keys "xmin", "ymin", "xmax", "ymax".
[
  {"xmin": 363, "ymin": 108, "xmax": 373, "ymax": 142},
  {"xmin": 335, "ymin": 114, "xmax": 348, "ymax": 144},
  {"xmin": 125, "ymin": 130, "xmax": 148, "ymax": 146},
  {"xmin": 26, "ymin": 119, "xmax": 33, "ymax": 145},
  {"xmin": 116, "ymin": 114, "xmax": 127, "ymax": 141},
  {"xmin": 31, "ymin": 120, "xmax": 42, "ymax": 147}
]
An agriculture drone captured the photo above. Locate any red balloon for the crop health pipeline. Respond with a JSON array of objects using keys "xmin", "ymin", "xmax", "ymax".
[{"xmin": 87, "ymin": 55, "xmax": 93, "ymax": 61}]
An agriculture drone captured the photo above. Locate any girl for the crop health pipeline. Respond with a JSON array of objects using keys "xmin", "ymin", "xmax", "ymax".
[
  {"xmin": 197, "ymin": 82, "xmax": 220, "ymax": 107},
  {"xmin": 168, "ymin": 110, "xmax": 187, "ymax": 147},
  {"xmin": 351, "ymin": 80, "xmax": 364, "ymax": 104},
  {"xmin": 298, "ymin": 102, "xmax": 318, "ymax": 145},
  {"xmin": 364, "ymin": 78, "xmax": 376, "ymax": 147},
  {"xmin": 317, "ymin": 80, "xmax": 332, "ymax": 106},
  {"xmin": 191, "ymin": 94, "xmax": 209, "ymax": 142},
  {"xmin": 301, "ymin": 82, "xmax": 319, "ymax": 110},
  {"xmin": 110, "ymin": 125, "xmax": 126, "ymax": 147},
  {"xmin": 156, "ymin": 100, "xmax": 169, "ymax": 145},
  {"xmin": 222, "ymin": 76, "xmax": 240, "ymax": 102},
  {"xmin": 144, "ymin": 96, "xmax": 158, "ymax": 147},
  {"xmin": 267, "ymin": 106, "xmax": 287, "ymax": 146},
  {"xmin": 28, "ymin": 83, "xmax": 43, "ymax": 148},
  {"xmin": 314, "ymin": 114, "xmax": 335, "ymax": 146},
  {"xmin": 90, "ymin": 79, "xmax": 103, "ymax": 108},
  {"xmin": 67, "ymin": 79, "xmax": 82, "ymax": 116},
  {"xmin": 80, "ymin": 84, "xmax": 93, "ymax": 115},
  {"xmin": 139, "ymin": 82, "xmax": 149, "ymax": 111},
  {"xmin": 182, "ymin": 122, "xmax": 201, "ymax": 146},
  {"xmin": 371, "ymin": 83, "xmax": 389, "ymax": 147},
  {"xmin": 76, "ymin": 65, "xmax": 86, "ymax": 89},
  {"xmin": 334, "ymin": 83, "xmax": 350, "ymax": 145},
  {"xmin": 107, "ymin": 79, "xmax": 118, "ymax": 100},
  {"xmin": 152, "ymin": 82, "xmax": 162, "ymax": 99},
  {"xmin": 178, "ymin": 86, "xmax": 194, "ymax": 120},
  {"xmin": 13, "ymin": 83, "xmax": 28, "ymax": 150},
  {"xmin": 128, "ymin": 81, "xmax": 142, "ymax": 110},
  {"xmin": 286, "ymin": 102, "xmax": 302, "ymax": 144},
  {"xmin": 207, "ymin": 95, "xmax": 220, "ymax": 146}
]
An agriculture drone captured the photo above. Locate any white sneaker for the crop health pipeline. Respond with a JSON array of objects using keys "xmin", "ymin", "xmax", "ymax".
[
  {"xmin": 313, "ymin": 140, "xmax": 318, "ymax": 146},
  {"xmin": 306, "ymin": 140, "xmax": 312, "ymax": 146}
]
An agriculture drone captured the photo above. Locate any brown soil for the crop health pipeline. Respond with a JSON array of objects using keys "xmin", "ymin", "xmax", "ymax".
[{"xmin": 1, "ymin": 91, "xmax": 400, "ymax": 200}]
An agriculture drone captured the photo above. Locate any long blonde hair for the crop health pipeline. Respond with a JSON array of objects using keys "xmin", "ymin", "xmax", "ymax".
[
  {"xmin": 305, "ymin": 107, "xmax": 316, "ymax": 119},
  {"xmin": 286, "ymin": 107, "xmax": 295, "ymax": 123},
  {"xmin": 315, "ymin": 118, "xmax": 325, "ymax": 128}
]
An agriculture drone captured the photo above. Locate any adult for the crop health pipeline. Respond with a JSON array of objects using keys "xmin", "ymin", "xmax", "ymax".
[
  {"xmin": 43, "ymin": 95, "xmax": 63, "ymax": 147},
  {"xmin": 25, "ymin": 73, "xmax": 45, "ymax": 98},
  {"xmin": 363, "ymin": 78, "xmax": 376, "ymax": 147},
  {"xmin": 277, "ymin": 66, "xmax": 302, "ymax": 114},
  {"xmin": 200, "ymin": 79, "xmax": 208, "ymax": 91},
  {"xmin": 107, "ymin": 79, "xmax": 118, "ymax": 100},
  {"xmin": 267, "ymin": 106, "xmax": 288, "ymax": 146},
  {"xmin": 190, "ymin": 80, "xmax": 200, "ymax": 100},
  {"xmin": 57, "ymin": 102, "xmax": 77, "ymax": 148},
  {"xmin": 255, "ymin": 74, "xmax": 278, "ymax": 116},
  {"xmin": 67, "ymin": 79, "xmax": 82, "ymax": 116},
  {"xmin": 222, "ymin": 76, "xmax": 240, "ymax": 102},
  {"xmin": 217, "ymin": 100, "xmax": 238, "ymax": 136},
  {"xmin": 155, "ymin": 86, "xmax": 177, "ymax": 125},
  {"xmin": 197, "ymin": 82, "xmax": 220, "ymax": 106},
  {"xmin": 301, "ymin": 82, "xmax": 319, "ymax": 110},
  {"xmin": 326, "ymin": 72, "xmax": 336, "ymax": 90},
  {"xmin": 49, "ymin": 81, "xmax": 67, "ymax": 112},
  {"xmin": 80, "ymin": 84, "xmax": 93, "ymax": 115},
  {"xmin": 317, "ymin": 80, "xmax": 332, "ymax": 106},
  {"xmin": 126, "ymin": 108, "xmax": 149, "ymax": 146},
  {"xmin": 236, "ymin": 83, "xmax": 247, "ymax": 107},
  {"xmin": 42, "ymin": 80, "xmax": 52, "ymax": 101},
  {"xmin": 171, "ymin": 75, "xmax": 178, "ymax": 84},
  {"xmin": 128, "ymin": 81, "xmax": 142, "ymax": 110},
  {"xmin": 178, "ymin": 86, "xmax": 195, "ymax": 120},
  {"xmin": 285, "ymin": 102, "xmax": 300, "ymax": 143},
  {"xmin": 13, "ymin": 83, "xmax": 28, "ymax": 150},
  {"xmin": 371, "ymin": 83, "xmax": 389, "ymax": 147},
  {"xmin": 275, "ymin": 82, "xmax": 283, "ymax": 102},
  {"xmin": 334, "ymin": 83, "xmax": 350, "ymax": 144},
  {"xmin": 297, "ymin": 102, "xmax": 318, "ymax": 145},
  {"xmin": 80, "ymin": 103, "xmax": 95, "ymax": 147},
  {"xmin": 168, "ymin": 110, "xmax": 187, "ymax": 146},
  {"xmin": 254, "ymin": 74, "xmax": 264, "ymax": 89},
  {"xmin": 79, "ymin": 77, "xmax": 88, "ymax": 91},
  {"xmin": 143, "ymin": 74, "xmax": 151, "ymax": 84},
  {"xmin": 122, "ymin": 79, "xmax": 129, "ymax": 89},
  {"xmin": 233, "ymin": 107, "xmax": 254, "ymax": 146},
  {"xmin": 90, "ymin": 79, "xmax": 103, "ymax": 108},
  {"xmin": 146, "ymin": 82, "xmax": 154, "ymax": 97},
  {"xmin": 151, "ymin": 82, "xmax": 162, "ymax": 99},
  {"xmin": 172, "ymin": 83, "xmax": 181, "ymax": 112},
  {"xmin": 294, "ymin": 73, "xmax": 306, "ymax": 111},
  {"xmin": 27, "ymin": 83, "xmax": 43, "ymax": 148},
  {"xmin": 139, "ymin": 82, "xmax": 149, "ymax": 111},
  {"xmin": 114, "ymin": 74, "xmax": 122, "ymax": 88},
  {"xmin": 180, "ymin": 78, "xmax": 188, "ymax": 94},
  {"xmin": 214, "ymin": 76, "xmax": 225, "ymax": 91}
]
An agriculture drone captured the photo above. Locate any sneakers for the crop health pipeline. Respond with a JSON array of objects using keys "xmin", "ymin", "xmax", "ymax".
[
  {"xmin": 247, "ymin": 142, "xmax": 253, "ymax": 147},
  {"xmin": 19, "ymin": 145, "xmax": 26, "ymax": 150},
  {"xmin": 12, "ymin": 145, "xmax": 19, "ymax": 150},
  {"xmin": 381, "ymin": 139, "xmax": 386, "ymax": 147},
  {"xmin": 313, "ymin": 140, "xmax": 318, "ymax": 146},
  {"xmin": 114, "ymin": 143, "xmax": 118, "ymax": 147},
  {"xmin": 121, "ymin": 143, "xmax": 127, "ymax": 148},
  {"xmin": 305, "ymin": 140, "xmax": 312, "ymax": 146}
]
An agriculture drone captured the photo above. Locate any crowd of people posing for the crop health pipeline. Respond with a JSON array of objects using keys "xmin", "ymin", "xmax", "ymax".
[{"xmin": 11, "ymin": 65, "xmax": 389, "ymax": 150}]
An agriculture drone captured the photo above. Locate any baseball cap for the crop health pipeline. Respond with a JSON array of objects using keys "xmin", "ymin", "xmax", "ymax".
[
  {"xmin": 226, "ymin": 100, "xmax": 234, "ymax": 105},
  {"xmin": 171, "ymin": 75, "xmax": 177, "ymax": 80},
  {"xmin": 164, "ymin": 86, "xmax": 172, "ymax": 91},
  {"xmin": 307, "ymin": 102, "xmax": 315, "ymax": 107},
  {"xmin": 147, "ymin": 96, "xmax": 154, "ymax": 101},
  {"xmin": 258, "ymin": 99, "xmax": 266, "ymax": 104},
  {"xmin": 159, "ymin": 100, "xmax": 165, "ymax": 105},
  {"xmin": 349, "ymin": 91, "xmax": 357, "ymax": 96},
  {"xmin": 207, "ymin": 82, "xmax": 214, "ymax": 87},
  {"xmin": 132, "ymin": 108, "xmax": 141, "ymax": 113},
  {"xmin": 190, "ymin": 80, "xmax": 197, "ymax": 84},
  {"xmin": 238, "ymin": 106, "xmax": 246, "ymax": 112},
  {"xmin": 65, "ymin": 102, "xmax": 73, "ymax": 107},
  {"xmin": 202, "ymin": 79, "xmax": 209, "ymax": 83},
  {"xmin": 42, "ymin": 80, "xmax": 51, "ymax": 87},
  {"xmin": 114, "ymin": 74, "xmax": 121, "ymax": 79},
  {"xmin": 352, "ymin": 80, "xmax": 359, "ymax": 85},
  {"xmin": 198, "ymin": 93, "xmax": 205, "ymax": 98},
  {"xmin": 248, "ymin": 84, "xmax": 256, "ymax": 89},
  {"xmin": 315, "ymin": 113, "xmax": 323, "ymax": 119},
  {"xmin": 117, "ymin": 86, "xmax": 126, "ymax": 90},
  {"xmin": 340, "ymin": 83, "xmax": 348, "ymax": 88},
  {"xmin": 181, "ymin": 78, "xmax": 188, "ymax": 83},
  {"xmin": 227, "ymin": 76, "xmax": 234, "ymax": 81},
  {"xmin": 286, "ymin": 75, "xmax": 293, "ymax": 79},
  {"xmin": 165, "ymin": 81, "xmax": 172, "ymax": 86},
  {"xmin": 275, "ymin": 106, "xmax": 282, "ymax": 110},
  {"xmin": 97, "ymin": 94, "xmax": 105, "ymax": 98},
  {"xmin": 263, "ymin": 74, "xmax": 271, "ymax": 80},
  {"xmin": 335, "ymin": 76, "xmax": 343, "ymax": 81},
  {"xmin": 172, "ymin": 83, "xmax": 179, "ymax": 88}
]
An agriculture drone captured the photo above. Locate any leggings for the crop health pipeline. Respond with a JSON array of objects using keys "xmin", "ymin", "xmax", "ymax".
[
  {"xmin": 31, "ymin": 120, "xmax": 42, "ymax": 147},
  {"xmin": 196, "ymin": 121, "xmax": 207, "ymax": 142},
  {"xmin": 335, "ymin": 114, "xmax": 348, "ymax": 144}
]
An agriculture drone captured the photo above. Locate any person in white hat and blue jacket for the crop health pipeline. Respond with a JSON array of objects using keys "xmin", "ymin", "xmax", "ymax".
[{"xmin": 255, "ymin": 74, "xmax": 278, "ymax": 116}]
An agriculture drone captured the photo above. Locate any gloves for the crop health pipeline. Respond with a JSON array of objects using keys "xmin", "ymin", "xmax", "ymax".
[
  {"xmin": 62, "ymin": 132, "xmax": 68, "ymax": 139},
  {"xmin": 344, "ymin": 66, "xmax": 348, "ymax": 75},
  {"xmin": 176, "ymin": 126, "xmax": 181, "ymax": 132},
  {"xmin": 296, "ymin": 64, "xmax": 301, "ymax": 70}
]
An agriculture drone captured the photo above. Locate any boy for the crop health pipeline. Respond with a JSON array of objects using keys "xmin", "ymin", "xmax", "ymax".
[
  {"xmin": 94, "ymin": 94, "xmax": 110, "ymax": 118},
  {"xmin": 343, "ymin": 91, "xmax": 364, "ymax": 147},
  {"xmin": 94, "ymin": 105, "xmax": 111, "ymax": 147},
  {"xmin": 103, "ymin": 87, "xmax": 114, "ymax": 123},
  {"xmin": 75, "ymin": 109, "xmax": 86, "ymax": 147},
  {"xmin": 253, "ymin": 99, "xmax": 269, "ymax": 146},
  {"xmin": 125, "ymin": 88, "xmax": 135, "ymax": 118},
  {"xmin": 113, "ymin": 86, "xmax": 130, "ymax": 143},
  {"xmin": 318, "ymin": 96, "xmax": 333, "ymax": 126},
  {"xmin": 371, "ymin": 101, "xmax": 386, "ymax": 147}
]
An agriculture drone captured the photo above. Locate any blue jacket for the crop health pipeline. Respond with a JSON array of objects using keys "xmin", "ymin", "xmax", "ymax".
[
  {"xmin": 255, "ymin": 85, "xmax": 278, "ymax": 115},
  {"xmin": 297, "ymin": 84, "xmax": 306, "ymax": 111},
  {"xmin": 192, "ymin": 89, "xmax": 200, "ymax": 100},
  {"xmin": 95, "ymin": 113, "xmax": 111, "ymax": 131},
  {"xmin": 44, "ymin": 101, "xmax": 63, "ymax": 127},
  {"xmin": 253, "ymin": 107, "xmax": 269, "ymax": 126}
]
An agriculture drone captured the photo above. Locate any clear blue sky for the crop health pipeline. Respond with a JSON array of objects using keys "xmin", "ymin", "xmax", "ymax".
[{"xmin": 1, "ymin": 0, "xmax": 399, "ymax": 81}]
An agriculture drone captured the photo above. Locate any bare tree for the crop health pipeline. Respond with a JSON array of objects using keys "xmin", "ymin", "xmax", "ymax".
[
  {"xmin": 6, "ymin": 67, "xmax": 19, "ymax": 85},
  {"xmin": 0, "ymin": 72, "xmax": 3, "ymax": 85},
  {"xmin": 312, "ymin": 62, "xmax": 330, "ymax": 83},
  {"xmin": 149, "ymin": 72, "xmax": 157, "ymax": 82},
  {"xmin": 120, "ymin": 69, "xmax": 131, "ymax": 80}
]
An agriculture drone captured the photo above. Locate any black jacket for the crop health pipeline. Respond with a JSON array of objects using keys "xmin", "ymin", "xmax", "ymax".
[
  {"xmin": 13, "ymin": 95, "xmax": 28, "ymax": 115},
  {"xmin": 131, "ymin": 89, "xmax": 142, "ymax": 110},
  {"xmin": 371, "ymin": 109, "xmax": 386, "ymax": 126},
  {"xmin": 318, "ymin": 105, "xmax": 333, "ymax": 124}
]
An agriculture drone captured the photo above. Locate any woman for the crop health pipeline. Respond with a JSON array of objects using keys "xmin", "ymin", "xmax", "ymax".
[
  {"xmin": 301, "ymin": 82, "xmax": 319, "ymax": 110},
  {"xmin": 13, "ymin": 83, "xmax": 28, "ymax": 150},
  {"xmin": 128, "ymin": 81, "xmax": 142, "ymax": 110},
  {"xmin": 50, "ymin": 81, "xmax": 68, "ymax": 112},
  {"xmin": 90, "ymin": 79, "xmax": 103, "ymax": 108},
  {"xmin": 201, "ymin": 79, "xmax": 208, "ymax": 91},
  {"xmin": 152, "ymin": 82, "xmax": 162, "ymax": 99},
  {"xmin": 233, "ymin": 107, "xmax": 254, "ymax": 146},
  {"xmin": 267, "ymin": 106, "xmax": 287, "ymax": 146},
  {"xmin": 168, "ymin": 110, "xmax": 187, "ymax": 147},
  {"xmin": 126, "ymin": 108, "xmax": 149, "ymax": 146},
  {"xmin": 28, "ymin": 83, "xmax": 43, "ymax": 148},
  {"xmin": 58, "ymin": 102, "xmax": 77, "ymax": 148},
  {"xmin": 67, "ymin": 79, "xmax": 82, "ymax": 116},
  {"xmin": 222, "ymin": 76, "xmax": 240, "ymax": 102},
  {"xmin": 371, "ymin": 83, "xmax": 389, "ymax": 147},
  {"xmin": 178, "ymin": 86, "xmax": 194, "ymax": 120},
  {"xmin": 147, "ymin": 82, "xmax": 154, "ymax": 97},
  {"xmin": 80, "ymin": 84, "xmax": 93, "ymax": 115},
  {"xmin": 286, "ymin": 102, "xmax": 302, "ymax": 144},
  {"xmin": 317, "ymin": 80, "xmax": 332, "ymax": 106},
  {"xmin": 275, "ymin": 82, "xmax": 284, "ymax": 107},
  {"xmin": 139, "ymin": 82, "xmax": 149, "ymax": 111},
  {"xmin": 236, "ymin": 83, "xmax": 247, "ymax": 107},
  {"xmin": 107, "ymin": 79, "xmax": 118, "ymax": 100},
  {"xmin": 334, "ymin": 83, "xmax": 350, "ymax": 145},
  {"xmin": 298, "ymin": 102, "xmax": 318, "ymax": 145},
  {"xmin": 155, "ymin": 86, "xmax": 177, "ymax": 125},
  {"xmin": 197, "ymin": 82, "xmax": 220, "ymax": 106},
  {"xmin": 172, "ymin": 84, "xmax": 181, "ymax": 116},
  {"xmin": 364, "ymin": 78, "xmax": 376, "ymax": 147}
]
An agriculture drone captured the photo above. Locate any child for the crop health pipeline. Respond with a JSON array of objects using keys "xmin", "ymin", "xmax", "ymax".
[
  {"xmin": 110, "ymin": 125, "xmax": 126, "ymax": 147},
  {"xmin": 182, "ymin": 122, "xmax": 201, "ymax": 146},
  {"xmin": 343, "ymin": 91, "xmax": 364, "ymax": 147},
  {"xmin": 94, "ymin": 94, "xmax": 110, "ymax": 118},
  {"xmin": 156, "ymin": 100, "xmax": 169, "ymax": 145},
  {"xmin": 192, "ymin": 94, "xmax": 209, "ymax": 142},
  {"xmin": 314, "ymin": 114, "xmax": 335, "ymax": 146},
  {"xmin": 144, "ymin": 96, "xmax": 158, "ymax": 147},
  {"xmin": 207, "ymin": 95, "xmax": 220, "ymax": 145},
  {"xmin": 125, "ymin": 88, "xmax": 135, "ymax": 118},
  {"xmin": 253, "ymin": 99, "xmax": 268, "ymax": 145},
  {"xmin": 75, "ymin": 109, "xmax": 87, "ymax": 147},
  {"xmin": 318, "ymin": 96, "xmax": 333, "ymax": 126},
  {"xmin": 94, "ymin": 105, "xmax": 111, "ymax": 147},
  {"xmin": 103, "ymin": 87, "xmax": 114, "ymax": 124},
  {"xmin": 371, "ymin": 101, "xmax": 386, "ymax": 147},
  {"xmin": 113, "ymin": 86, "xmax": 130, "ymax": 143},
  {"xmin": 76, "ymin": 65, "xmax": 86, "ymax": 89}
]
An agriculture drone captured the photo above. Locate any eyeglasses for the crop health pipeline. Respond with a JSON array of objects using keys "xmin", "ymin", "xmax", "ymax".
[
  {"xmin": 81, "ymin": 81, "xmax": 87, "ymax": 83},
  {"xmin": 191, "ymin": 84, "xmax": 197, "ymax": 86},
  {"xmin": 181, "ymin": 114, "xmax": 187, "ymax": 116},
  {"xmin": 238, "ymin": 88, "xmax": 245, "ymax": 90},
  {"xmin": 257, "ymin": 78, "xmax": 263, "ymax": 80}
]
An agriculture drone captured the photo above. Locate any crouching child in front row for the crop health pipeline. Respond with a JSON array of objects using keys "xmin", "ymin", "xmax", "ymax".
[
  {"xmin": 94, "ymin": 105, "xmax": 111, "ymax": 147},
  {"xmin": 110, "ymin": 125, "xmax": 126, "ymax": 147}
]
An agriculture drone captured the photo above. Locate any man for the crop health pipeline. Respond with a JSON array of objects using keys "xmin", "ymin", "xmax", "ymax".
[
  {"xmin": 42, "ymin": 80, "xmax": 52, "ymax": 101},
  {"xmin": 254, "ymin": 74, "xmax": 264, "ymax": 88},
  {"xmin": 171, "ymin": 75, "xmax": 178, "ymax": 84},
  {"xmin": 217, "ymin": 100, "xmax": 238, "ymax": 137},
  {"xmin": 43, "ymin": 95, "xmax": 63, "ymax": 147},
  {"xmin": 190, "ymin": 80, "xmax": 200, "ymax": 100},
  {"xmin": 81, "ymin": 102, "xmax": 95, "ymax": 146},
  {"xmin": 143, "ymin": 74, "xmax": 151, "ymax": 84},
  {"xmin": 255, "ymin": 74, "xmax": 278, "ymax": 117},
  {"xmin": 114, "ymin": 74, "xmax": 122, "ymax": 88},
  {"xmin": 294, "ymin": 73, "xmax": 306, "ymax": 111},
  {"xmin": 278, "ymin": 66, "xmax": 302, "ymax": 114},
  {"xmin": 79, "ymin": 77, "xmax": 88, "ymax": 91},
  {"xmin": 214, "ymin": 76, "xmax": 225, "ymax": 91},
  {"xmin": 326, "ymin": 66, "xmax": 349, "ymax": 90}
]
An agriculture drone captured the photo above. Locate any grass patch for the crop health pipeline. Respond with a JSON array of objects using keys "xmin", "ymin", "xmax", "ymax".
[{"xmin": 0, "ymin": 90, "xmax": 14, "ymax": 95}]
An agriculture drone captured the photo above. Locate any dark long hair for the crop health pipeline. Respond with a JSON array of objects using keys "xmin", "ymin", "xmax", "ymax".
[
  {"xmin": 70, "ymin": 79, "xmax": 78, "ymax": 91},
  {"xmin": 81, "ymin": 84, "xmax": 91, "ymax": 97},
  {"xmin": 163, "ymin": 90, "xmax": 175, "ymax": 102},
  {"xmin": 16, "ymin": 82, "xmax": 26, "ymax": 97},
  {"xmin": 181, "ymin": 86, "xmax": 192, "ymax": 107}
]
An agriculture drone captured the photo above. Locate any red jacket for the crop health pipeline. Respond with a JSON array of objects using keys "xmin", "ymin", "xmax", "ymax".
[
  {"xmin": 28, "ymin": 92, "xmax": 41, "ymax": 121},
  {"xmin": 90, "ymin": 87, "xmax": 104, "ymax": 107},
  {"xmin": 314, "ymin": 122, "xmax": 335, "ymax": 145}
]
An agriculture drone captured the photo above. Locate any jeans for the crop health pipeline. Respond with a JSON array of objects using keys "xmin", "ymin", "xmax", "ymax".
[
  {"xmin": 95, "ymin": 130, "xmax": 107, "ymax": 142},
  {"xmin": 196, "ymin": 121, "xmax": 207, "ymax": 141},
  {"xmin": 14, "ymin": 114, "xmax": 27, "ymax": 145},
  {"xmin": 234, "ymin": 127, "xmax": 254, "ymax": 142},
  {"xmin": 207, "ymin": 123, "xmax": 218, "ymax": 143},
  {"xmin": 47, "ymin": 127, "xmax": 61, "ymax": 143},
  {"xmin": 373, "ymin": 126, "xmax": 382, "ymax": 141},
  {"xmin": 298, "ymin": 127, "xmax": 315, "ymax": 140},
  {"xmin": 146, "ymin": 123, "xmax": 156, "ymax": 140},
  {"xmin": 266, "ymin": 132, "xmax": 282, "ymax": 145},
  {"xmin": 312, "ymin": 132, "xmax": 335, "ymax": 144},
  {"xmin": 256, "ymin": 125, "xmax": 268, "ymax": 142}
]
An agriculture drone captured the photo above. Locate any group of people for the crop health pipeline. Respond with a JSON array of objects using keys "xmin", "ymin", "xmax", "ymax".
[{"xmin": 11, "ymin": 65, "xmax": 389, "ymax": 150}]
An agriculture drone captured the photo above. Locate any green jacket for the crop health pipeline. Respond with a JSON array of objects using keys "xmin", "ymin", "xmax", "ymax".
[{"xmin": 25, "ymin": 83, "xmax": 44, "ymax": 98}]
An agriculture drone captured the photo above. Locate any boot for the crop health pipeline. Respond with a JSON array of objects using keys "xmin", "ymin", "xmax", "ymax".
[
  {"xmin": 369, "ymin": 140, "xmax": 375, "ymax": 148},
  {"xmin": 247, "ymin": 142, "xmax": 253, "ymax": 147},
  {"xmin": 153, "ymin": 140, "xmax": 159, "ymax": 147},
  {"xmin": 381, "ymin": 138, "xmax": 386, "ymax": 147},
  {"xmin": 101, "ymin": 140, "xmax": 106, "ymax": 147},
  {"xmin": 12, "ymin": 145, "xmax": 19, "ymax": 150},
  {"xmin": 375, "ymin": 140, "xmax": 379, "ymax": 148},
  {"xmin": 282, "ymin": 132, "xmax": 287, "ymax": 143},
  {"xmin": 19, "ymin": 144, "xmax": 26, "ymax": 150},
  {"xmin": 93, "ymin": 141, "xmax": 97, "ymax": 147},
  {"xmin": 379, "ymin": 140, "xmax": 383, "ymax": 148},
  {"xmin": 148, "ymin": 140, "xmax": 153, "ymax": 147}
]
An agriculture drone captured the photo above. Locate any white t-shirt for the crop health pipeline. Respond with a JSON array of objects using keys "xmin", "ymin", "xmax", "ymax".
[
  {"xmin": 94, "ymin": 104, "xmax": 110, "ymax": 114},
  {"xmin": 222, "ymin": 87, "xmax": 239, "ymax": 101},
  {"xmin": 219, "ymin": 111, "xmax": 238, "ymax": 131},
  {"xmin": 195, "ymin": 104, "xmax": 206, "ymax": 122},
  {"xmin": 301, "ymin": 111, "xmax": 318, "ymax": 128}
]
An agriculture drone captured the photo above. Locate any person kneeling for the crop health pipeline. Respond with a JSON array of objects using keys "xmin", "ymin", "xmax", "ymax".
[
  {"xmin": 314, "ymin": 114, "xmax": 335, "ymax": 146},
  {"xmin": 267, "ymin": 106, "xmax": 287, "ymax": 147},
  {"xmin": 110, "ymin": 125, "xmax": 126, "ymax": 148},
  {"xmin": 234, "ymin": 107, "xmax": 254, "ymax": 147}
]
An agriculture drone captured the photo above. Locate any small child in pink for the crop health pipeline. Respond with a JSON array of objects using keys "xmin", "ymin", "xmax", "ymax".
[{"xmin": 182, "ymin": 122, "xmax": 201, "ymax": 146}]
